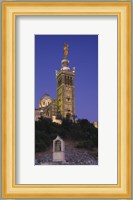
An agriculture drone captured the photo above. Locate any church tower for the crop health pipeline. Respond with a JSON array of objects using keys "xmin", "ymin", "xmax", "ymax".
[{"xmin": 56, "ymin": 43, "xmax": 75, "ymax": 119}]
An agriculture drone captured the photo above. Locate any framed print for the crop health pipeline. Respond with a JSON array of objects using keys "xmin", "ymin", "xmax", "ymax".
[{"xmin": 2, "ymin": 2, "xmax": 131, "ymax": 198}]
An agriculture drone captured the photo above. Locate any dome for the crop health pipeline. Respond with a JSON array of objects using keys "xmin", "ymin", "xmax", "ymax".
[
  {"xmin": 61, "ymin": 58, "xmax": 70, "ymax": 71},
  {"xmin": 39, "ymin": 93, "xmax": 52, "ymax": 108},
  {"xmin": 40, "ymin": 93, "xmax": 51, "ymax": 100}
]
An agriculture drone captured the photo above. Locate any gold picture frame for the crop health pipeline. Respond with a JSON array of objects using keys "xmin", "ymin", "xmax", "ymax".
[{"xmin": 2, "ymin": 2, "xmax": 131, "ymax": 198}]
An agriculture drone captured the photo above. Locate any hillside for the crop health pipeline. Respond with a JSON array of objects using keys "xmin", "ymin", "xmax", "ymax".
[
  {"xmin": 35, "ymin": 140, "xmax": 98, "ymax": 165},
  {"xmin": 35, "ymin": 117, "xmax": 98, "ymax": 165}
]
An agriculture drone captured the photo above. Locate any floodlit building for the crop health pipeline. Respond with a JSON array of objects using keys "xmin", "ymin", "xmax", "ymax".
[{"xmin": 35, "ymin": 43, "xmax": 76, "ymax": 123}]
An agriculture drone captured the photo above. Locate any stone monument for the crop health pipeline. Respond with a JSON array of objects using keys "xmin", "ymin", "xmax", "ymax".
[{"xmin": 53, "ymin": 136, "xmax": 65, "ymax": 162}]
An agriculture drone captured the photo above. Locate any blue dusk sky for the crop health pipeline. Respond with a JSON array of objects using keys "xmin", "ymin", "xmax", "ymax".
[{"xmin": 35, "ymin": 35, "xmax": 98, "ymax": 122}]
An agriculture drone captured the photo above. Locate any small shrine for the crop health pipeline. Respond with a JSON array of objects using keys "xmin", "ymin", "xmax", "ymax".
[{"xmin": 53, "ymin": 136, "xmax": 65, "ymax": 162}]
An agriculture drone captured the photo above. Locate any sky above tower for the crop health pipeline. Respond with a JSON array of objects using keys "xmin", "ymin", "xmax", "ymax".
[{"xmin": 35, "ymin": 35, "xmax": 98, "ymax": 122}]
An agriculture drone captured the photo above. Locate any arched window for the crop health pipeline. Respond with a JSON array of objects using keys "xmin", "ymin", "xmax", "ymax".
[{"xmin": 70, "ymin": 77, "xmax": 73, "ymax": 85}]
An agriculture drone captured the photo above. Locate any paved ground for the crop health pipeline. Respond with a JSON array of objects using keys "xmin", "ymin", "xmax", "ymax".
[{"xmin": 35, "ymin": 141, "xmax": 98, "ymax": 165}]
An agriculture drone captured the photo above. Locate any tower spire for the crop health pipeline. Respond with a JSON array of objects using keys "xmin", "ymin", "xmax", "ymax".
[{"xmin": 56, "ymin": 43, "xmax": 75, "ymax": 119}]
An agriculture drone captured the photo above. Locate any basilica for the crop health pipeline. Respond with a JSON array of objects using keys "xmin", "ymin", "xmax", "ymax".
[{"xmin": 35, "ymin": 43, "xmax": 76, "ymax": 123}]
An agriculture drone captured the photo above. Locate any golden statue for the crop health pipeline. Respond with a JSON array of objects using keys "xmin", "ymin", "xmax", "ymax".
[{"xmin": 64, "ymin": 43, "xmax": 69, "ymax": 58}]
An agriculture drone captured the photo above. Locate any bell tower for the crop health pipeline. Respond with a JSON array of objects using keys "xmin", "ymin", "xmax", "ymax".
[{"xmin": 56, "ymin": 43, "xmax": 75, "ymax": 119}]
